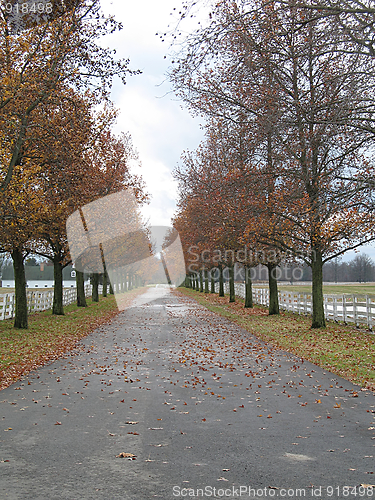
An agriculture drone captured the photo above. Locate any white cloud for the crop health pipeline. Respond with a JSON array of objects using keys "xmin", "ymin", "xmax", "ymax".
[{"xmin": 100, "ymin": 0, "xmax": 205, "ymax": 227}]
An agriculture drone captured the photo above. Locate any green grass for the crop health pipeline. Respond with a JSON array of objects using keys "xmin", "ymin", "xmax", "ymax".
[
  {"xmin": 177, "ymin": 287, "xmax": 375, "ymax": 391},
  {"xmin": 0, "ymin": 287, "xmax": 147, "ymax": 390}
]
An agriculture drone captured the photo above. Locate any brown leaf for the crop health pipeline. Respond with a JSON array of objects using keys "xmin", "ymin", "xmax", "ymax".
[{"xmin": 116, "ymin": 452, "xmax": 136, "ymax": 459}]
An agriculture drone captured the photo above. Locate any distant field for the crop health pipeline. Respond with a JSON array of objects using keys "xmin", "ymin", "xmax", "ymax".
[
  {"xmin": 0, "ymin": 287, "xmax": 54, "ymax": 293},
  {"xmin": 254, "ymin": 283, "xmax": 375, "ymax": 295}
]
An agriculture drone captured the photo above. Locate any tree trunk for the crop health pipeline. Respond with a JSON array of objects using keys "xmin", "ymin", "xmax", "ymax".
[
  {"xmin": 195, "ymin": 274, "xmax": 199, "ymax": 291},
  {"xmin": 204, "ymin": 268, "xmax": 209, "ymax": 293},
  {"xmin": 219, "ymin": 265, "xmax": 224, "ymax": 297},
  {"xmin": 76, "ymin": 270, "xmax": 87, "ymax": 307},
  {"xmin": 229, "ymin": 265, "xmax": 235, "ymax": 302},
  {"xmin": 199, "ymin": 269, "xmax": 204, "ymax": 292},
  {"xmin": 12, "ymin": 247, "xmax": 28, "ymax": 329},
  {"xmin": 311, "ymin": 248, "xmax": 326, "ymax": 328},
  {"xmin": 267, "ymin": 263, "xmax": 279, "ymax": 315},
  {"xmin": 210, "ymin": 269, "xmax": 215, "ymax": 293},
  {"xmin": 52, "ymin": 259, "xmax": 64, "ymax": 315},
  {"xmin": 109, "ymin": 278, "xmax": 114, "ymax": 295},
  {"xmin": 244, "ymin": 265, "xmax": 253, "ymax": 308},
  {"xmin": 102, "ymin": 272, "xmax": 108, "ymax": 297},
  {"xmin": 92, "ymin": 273, "xmax": 99, "ymax": 302}
]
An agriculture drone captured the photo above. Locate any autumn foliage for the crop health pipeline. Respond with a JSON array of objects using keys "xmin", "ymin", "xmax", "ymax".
[
  {"xmin": 171, "ymin": 0, "xmax": 375, "ymax": 328},
  {"xmin": 0, "ymin": 2, "xmax": 147, "ymax": 328}
]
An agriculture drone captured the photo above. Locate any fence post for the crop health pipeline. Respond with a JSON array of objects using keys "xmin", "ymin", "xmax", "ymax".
[
  {"xmin": 366, "ymin": 295, "xmax": 371, "ymax": 330},
  {"xmin": 0, "ymin": 295, "xmax": 5, "ymax": 320},
  {"xmin": 352, "ymin": 294, "xmax": 358, "ymax": 327}
]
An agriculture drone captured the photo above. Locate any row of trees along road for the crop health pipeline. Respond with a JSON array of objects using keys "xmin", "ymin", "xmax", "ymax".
[
  {"xmin": 0, "ymin": 1, "xmax": 148, "ymax": 329},
  {"xmin": 170, "ymin": 0, "xmax": 375, "ymax": 328}
]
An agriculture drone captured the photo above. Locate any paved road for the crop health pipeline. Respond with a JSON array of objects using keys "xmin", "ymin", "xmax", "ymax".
[{"xmin": 0, "ymin": 287, "xmax": 374, "ymax": 500}]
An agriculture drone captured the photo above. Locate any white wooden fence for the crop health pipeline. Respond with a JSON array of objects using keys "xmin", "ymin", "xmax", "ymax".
[
  {"xmin": 0, "ymin": 284, "xmax": 93, "ymax": 321},
  {"xmin": 215, "ymin": 282, "xmax": 375, "ymax": 329}
]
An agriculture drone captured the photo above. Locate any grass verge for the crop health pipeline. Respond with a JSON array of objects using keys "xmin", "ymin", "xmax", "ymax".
[
  {"xmin": 176, "ymin": 287, "xmax": 375, "ymax": 391},
  {"xmin": 0, "ymin": 287, "xmax": 147, "ymax": 390}
]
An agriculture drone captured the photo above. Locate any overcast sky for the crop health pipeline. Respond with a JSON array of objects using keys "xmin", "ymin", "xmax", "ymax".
[
  {"xmin": 100, "ymin": 0, "xmax": 204, "ymax": 228},
  {"xmin": 99, "ymin": 0, "xmax": 375, "ymax": 263}
]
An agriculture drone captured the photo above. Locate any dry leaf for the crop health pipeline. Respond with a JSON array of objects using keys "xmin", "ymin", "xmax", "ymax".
[{"xmin": 116, "ymin": 452, "xmax": 136, "ymax": 459}]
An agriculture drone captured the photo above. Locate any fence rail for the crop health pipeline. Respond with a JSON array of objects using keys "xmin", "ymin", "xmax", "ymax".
[
  {"xmin": 0, "ymin": 284, "xmax": 93, "ymax": 321},
  {"xmin": 214, "ymin": 282, "xmax": 375, "ymax": 329}
]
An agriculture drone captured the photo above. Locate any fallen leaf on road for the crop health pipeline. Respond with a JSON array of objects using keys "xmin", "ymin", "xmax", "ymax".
[
  {"xmin": 54, "ymin": 422, "xmax": 62, "ymax": 425},
  {"xmin": 217, "ymin": 477, "xmax": 228, "ymax": 481},
  {"xmin": 116, "ymin": 452, "xmax": 136, "ymax": 459},
  {"xmin": 125, "ymin": 421, "xmax": 138, "ymax": 425}
]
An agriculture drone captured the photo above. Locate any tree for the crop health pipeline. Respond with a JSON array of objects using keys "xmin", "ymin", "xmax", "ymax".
[
  {"xmin": 30, "ymin": 88, "xmax": 99, "ymax": 315},
  {"xmin": 170, "ymin": 0, "xmax": 375, "ymax": 327},
  {"xmin": 0, "ymin": 0, "xmax": 137, "ymax": 193},
  {"xmin": 0, "ymin": 164, "xmax": 43, "ymax": 328},
  {"xmin": 350, "ymin": 253, "xmax": 375, "ymax": 282},
  {"xmin": 76, "ymin": 270, "xmax": 87, "ymax": 307}
]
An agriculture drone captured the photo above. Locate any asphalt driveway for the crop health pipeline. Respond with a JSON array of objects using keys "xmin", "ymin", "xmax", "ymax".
[{"xmin": 0, "ymin": 287, "xmax": 374, "ymax": 499}]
